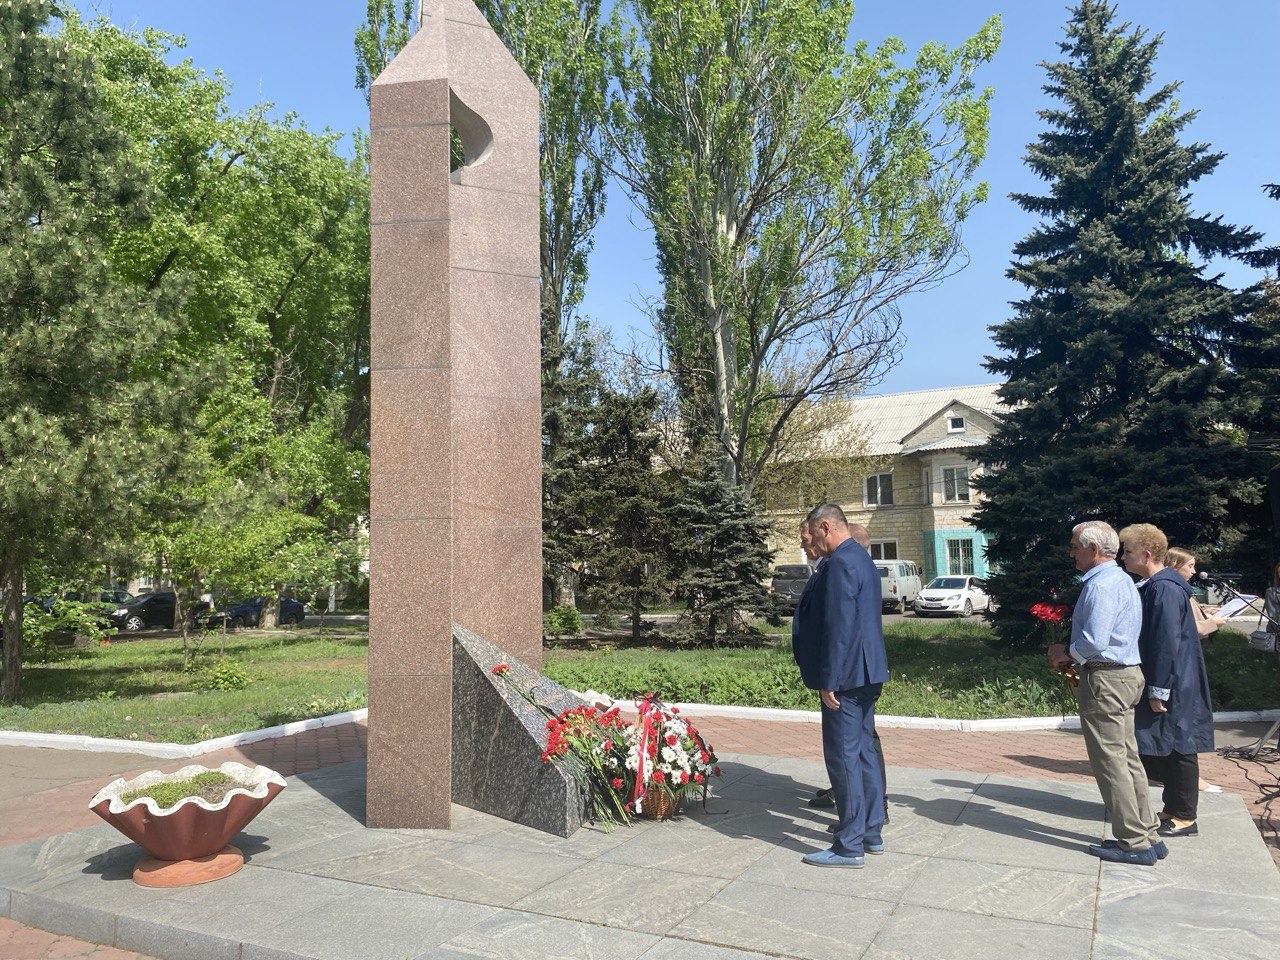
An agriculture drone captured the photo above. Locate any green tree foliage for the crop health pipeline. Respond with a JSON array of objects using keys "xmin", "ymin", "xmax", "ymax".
[
  {"xmin": 670, "ymin": 455, "xmax": 780, "ymax": 644},
  {"xmin": 62, "ymin": 15, "xmax": 371, "ymax": 639},
  {"xmin": 606, "ymin": 0, "xmax": 1000, "ymax": 489},
  {"xmin": 355, "ymin": 0, "xmax": 415, "ymax": 103},
  {"xmin": 472, "ymin": 0, "xmax": 613, "ymax": 474},
  {"xmin": 0, "ymin": 0, "xmax": 198, "ymax": 699},
  {"xmin": 974, "ymin": 0, "xmax": 1266, "ymax": 640},
  {"xmin": 562, "ymin": 386, "xmax": 679, "ymax": 642}
]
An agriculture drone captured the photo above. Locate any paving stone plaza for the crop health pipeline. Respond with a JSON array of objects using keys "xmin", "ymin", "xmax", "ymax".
[{"xmin": 0, "ymin": 746, "xmax": 1274, "ymax": 960}]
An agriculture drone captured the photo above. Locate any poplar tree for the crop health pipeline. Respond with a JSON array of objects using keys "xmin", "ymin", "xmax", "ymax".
[
  {"xmin": 0, "ymin": 0, "xmax": 192, "ymax": 699},
  {"xmin": 974, "ymin": 0, "xmax": 1264, "ymax": 638}
]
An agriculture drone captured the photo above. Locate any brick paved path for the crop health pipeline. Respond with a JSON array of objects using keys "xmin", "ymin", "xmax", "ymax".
[{"xmin": 4, "ymin": 715, "xmax": 1276, "ymax": 959}]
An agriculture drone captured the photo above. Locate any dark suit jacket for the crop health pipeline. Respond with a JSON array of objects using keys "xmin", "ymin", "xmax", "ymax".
[{"xmin": 792, "ymin": 538, "xmax": 890, "ymax": 692}]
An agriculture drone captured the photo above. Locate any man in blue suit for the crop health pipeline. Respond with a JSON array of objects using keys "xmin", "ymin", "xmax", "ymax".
[{"xmin": 793, "ymin": 503, "xmax": 890, "ymax": 867}]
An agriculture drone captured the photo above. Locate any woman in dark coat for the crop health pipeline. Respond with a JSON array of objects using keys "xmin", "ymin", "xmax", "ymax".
[{"xmin": 1119, "ymin": 524, "xmax": 1214, "ymax": 837}]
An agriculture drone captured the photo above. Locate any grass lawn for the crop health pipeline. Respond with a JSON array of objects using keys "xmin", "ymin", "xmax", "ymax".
[
  {"xmin": 544, "ymin": 620, "xmax": 1280, "ymax": 719},
  {"xmin": 1, "ymin": 620, "xmax": 1274, "ymax": 741},
  {"xmin": 0, "ymin": 628, "xmax": 367, "ymax": 744}
]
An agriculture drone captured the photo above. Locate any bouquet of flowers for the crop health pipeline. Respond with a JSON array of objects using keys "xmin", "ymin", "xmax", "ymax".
[
  {"xmin": 624, "ymin": 694, "xmax": 719, "ymax": 817},
  {"xmin": 490, "ymin": 665, "xmax": 720, "ymax": 828},
  {"xmin": 1031, "ymin": 602, "xmax": 1077, "ymax": 689},
  {"xmin": 540, "ymin": 702, "xmax": 633, "ymax": 827}
]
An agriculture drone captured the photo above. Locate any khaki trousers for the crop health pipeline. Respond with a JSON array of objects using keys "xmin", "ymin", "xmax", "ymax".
[{"xmin": 1076, "ymin": 665, "xmax": 1159, "ymax": 851}]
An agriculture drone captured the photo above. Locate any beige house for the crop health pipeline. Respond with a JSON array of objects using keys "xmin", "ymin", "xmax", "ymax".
[{"xmin": 766, "ymin": 383, "xmax": 1006, "ymax": 580}]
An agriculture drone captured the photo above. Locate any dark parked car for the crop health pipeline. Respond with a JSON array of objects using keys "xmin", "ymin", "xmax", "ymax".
[
  {"xmin": 769, "ymin": 564, "xmax": 814, "ymax": 609},
  {"xmin": 41, "ymin": 590, "xmax": 133, "ymax": 612},
  {"xmin": 201, "ymin": 596, "xmax": 306, "ymax": 629},
  {"xmin": 106, "ymin": 592, "xmax": 180, "ymax": 631}
]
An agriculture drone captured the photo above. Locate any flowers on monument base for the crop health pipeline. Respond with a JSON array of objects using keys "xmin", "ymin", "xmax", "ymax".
[
  {"xmin": 490, "ymin": 662, "xmax": 720, "ymax": 828},
  {"xmin": 89, "ymin": 761, "xmax": 286, "ymax": 887},
  {"xmin": 625, "ymin": 694, "xmax": 719, "ymax": 820}
]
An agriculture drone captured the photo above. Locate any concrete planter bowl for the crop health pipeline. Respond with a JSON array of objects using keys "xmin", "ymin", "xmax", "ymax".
[{"xmin": 89, "ymin": 761, "xmax": 286, "ymax": 887}]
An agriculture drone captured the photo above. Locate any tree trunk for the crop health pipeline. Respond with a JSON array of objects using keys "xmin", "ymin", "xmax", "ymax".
[
  {"xmin": 176, "ymin": 582, "xmax": 193, "ymax": 671},
  {"xmin": 261, "ymin": 586, "xmax": 281, "ymax": 629},
  {"xmin": 1, "ymin": 556, "xmax": 25, "ymax": 703},
  {"xmin": 631, "ymin": 589, "xmax": 642, "ymax": 645}
]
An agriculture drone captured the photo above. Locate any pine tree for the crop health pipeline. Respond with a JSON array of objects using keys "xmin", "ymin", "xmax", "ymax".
[
  {"xmin": 0, "ymin": 0, "xmax": 192, "ymax": 699},
  {"xmin": 974, "ymin": 0, "xmax": 1265, "ymax": 641},
  {"xmin": 671, "ymin": 455, "xmax": 780, "ymax": 645},
  {"xmin": 568, "ymin": 388, "xmax": 678, "ymax": 642}
]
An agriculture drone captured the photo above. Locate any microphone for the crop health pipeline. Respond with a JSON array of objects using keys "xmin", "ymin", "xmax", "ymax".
[{"xmin": 1198, "ymin": 571, "xmax": 1242, "ymax": 582}]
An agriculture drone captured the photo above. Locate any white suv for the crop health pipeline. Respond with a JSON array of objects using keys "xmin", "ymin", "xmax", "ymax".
[{"xmin": 875, "ymin": 561, "xmax": 922, "ymax": 614}]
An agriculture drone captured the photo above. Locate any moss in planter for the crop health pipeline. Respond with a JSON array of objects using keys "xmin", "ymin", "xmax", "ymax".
[{"xmin": 121, "ymin": 771, "xmax": 244, "ymax": 809}]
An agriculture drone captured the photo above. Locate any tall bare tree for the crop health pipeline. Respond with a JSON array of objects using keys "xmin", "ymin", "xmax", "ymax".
[{"xmin": 606, "ymin": 0, "xmax": 1000, "ymax": 490}]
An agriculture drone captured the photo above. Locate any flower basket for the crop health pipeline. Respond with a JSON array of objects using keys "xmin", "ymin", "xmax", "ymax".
[{"xmin": 639, "ymin": 785, "xmax": 682, "ymax": 821}]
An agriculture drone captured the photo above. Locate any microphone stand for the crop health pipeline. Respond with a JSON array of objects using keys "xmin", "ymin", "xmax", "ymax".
[{"xmin": 1205, "ymin": 577, "xmax": 1280, "ymax": 757}]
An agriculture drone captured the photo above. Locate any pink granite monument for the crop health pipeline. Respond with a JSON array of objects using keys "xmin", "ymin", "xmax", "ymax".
[{"xmin": 367, "ymin": 0, "xmax": 541, "ymax": 829}]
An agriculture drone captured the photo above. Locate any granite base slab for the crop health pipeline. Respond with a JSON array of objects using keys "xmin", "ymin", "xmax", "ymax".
[{"xmin": 1, "ymin": 755, "xmax": 1276, "ymax": 960}]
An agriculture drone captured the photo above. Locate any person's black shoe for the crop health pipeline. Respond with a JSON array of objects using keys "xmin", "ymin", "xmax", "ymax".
[
  {"xmin": 1087, "ymin": 843, "xmax": 1158, "ymax": 865},
  {"xmin": 1156, "ymin": 820, "xmax": 1198, "ymax": 838},
  {"xmin": 809, "ymin": 788, "xmax": 835, "ymax": 809},
  {"xmin": 1101, "ymin": 838, "xmax": 1168, "ymax": 860}
]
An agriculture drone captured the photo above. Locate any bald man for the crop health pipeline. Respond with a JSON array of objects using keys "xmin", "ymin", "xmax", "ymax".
[{"xmin": 810, "ymin": 520, "xmax": 888, "ymax": 821}]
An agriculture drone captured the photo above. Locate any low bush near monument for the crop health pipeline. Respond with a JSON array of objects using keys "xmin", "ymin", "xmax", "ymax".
[{"xmin": 543, "ymin": 605, "xmax": 584, "ymax": 637}]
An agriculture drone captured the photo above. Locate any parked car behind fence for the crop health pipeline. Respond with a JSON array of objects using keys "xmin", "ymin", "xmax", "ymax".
[{"xmin": 200, "ymin": 596, "xmax": 306, "ymax": 629}]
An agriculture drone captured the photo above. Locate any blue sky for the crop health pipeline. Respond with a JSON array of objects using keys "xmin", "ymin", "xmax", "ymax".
[{"xmin": 85, "ymin": 0, "xmax": 1278, "ymax": 394}]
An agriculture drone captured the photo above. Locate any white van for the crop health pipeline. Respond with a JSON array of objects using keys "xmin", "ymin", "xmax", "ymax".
[{"xmin": 875, "ymin": 560, "xmax": 922, "ymax": 614}]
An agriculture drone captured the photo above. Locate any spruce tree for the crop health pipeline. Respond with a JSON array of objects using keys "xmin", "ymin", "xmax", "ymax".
[
  {"xmin": 0, "ymin": 0, "xmax": 191, "ymax": 699},
  {"xmin": 671, "ymin": 456, "xmax": 780, "ymax": 645},
  {"xmin": 974, "ymin": 0, "xmax": 1265, "ymax": 640},
  {"xmin": 567, "ymin": 388, "xmax": 678, "ymax": 642}
]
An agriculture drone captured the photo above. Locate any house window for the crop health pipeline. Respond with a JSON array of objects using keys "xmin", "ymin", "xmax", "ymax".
[
  {"xmin": 948, "ymin": 415, "xmax": 965, "ymax": 433},
  {"xmin": 946, "ymin": 538, "xmax": 975, "ymax": 575},
  {"xmin": 865, "ymin": 472, "xmax": 894, "ymax": 507},
  {"xmin": 942, "ymin": 466, "xmax": 970, "ymax": 503},
  {"xmin": 921, "ymin": 468, "xmax": 932, "ymax": 505},
  {"xmin": 868, "ymin": 540, "xmax": 898, "ymax": 561}
]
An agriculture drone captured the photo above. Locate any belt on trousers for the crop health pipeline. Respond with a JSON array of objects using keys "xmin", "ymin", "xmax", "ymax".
[{"xmin": 1079, "ymin": 660, "xmax": 1135, "ymax": 671}]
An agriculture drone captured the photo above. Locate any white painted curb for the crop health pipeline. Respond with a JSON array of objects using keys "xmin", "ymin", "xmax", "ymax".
[
  {"xmin": 2, "ymin": 701, "xmax": 1275, "ymax": 755},
  {"xmin": 664, "ymin": 703, "xmax": 1280, "ymax": 732},
  {"xmin": 0, "ymin": 709, "xmax": 368, "ymax": 759},
  {"xmin": 576, "ymin": 695, "xmax": 1280, "ymax": 733}
]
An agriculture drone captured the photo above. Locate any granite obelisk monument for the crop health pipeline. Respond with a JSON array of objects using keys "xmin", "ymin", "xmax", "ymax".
[{"xmin": 367, "ymin": 0, "xmax": 541, "ymax": 829}]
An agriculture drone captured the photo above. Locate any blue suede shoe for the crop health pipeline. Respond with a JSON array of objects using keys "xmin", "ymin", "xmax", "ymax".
[
  {"xmin": 1100, "ymin": 839, "xmax": 1167, "ymax": 860},
  {"xmin": 1087, "ymin": 843, "xmax": 1157, "ymax": 865},
  {"xmin": 865, "ymin": 842, "xmax": 885, "ymax": 855},
  {"xmin": 802, "ymin": 848, "xmax": 865, "ymax": 868}
]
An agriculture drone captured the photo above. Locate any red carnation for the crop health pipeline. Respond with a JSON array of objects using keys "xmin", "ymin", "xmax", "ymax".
[
  {"xmin": 671, "ymin": 707, "xmax": 679, "ymax": 714},
  {"xmin": 680, "ymin": 771, "xmax": 690, "ymax": 784},
  {"xmin": 665, "ymin": 733, "xmax": 678, "ymax": 747},
  {"xmin": 611, "ymin": 777, "xmax": 624, "ymax": 789},
  {"xmin": 651, "ymin": 770, "xmax": 666, "ymax": 784},
  {"xmin": 602, "ymin": 740, "xmax": 612, "ymax": 752},
  {"xmin": 492, "ymin": 663, "xmax": 509, "ymax": 676},
  {"xmin": 693, "ymin": 773, "xmax": 704, "ymax": 783},
  {"xmin": 713, "ymin": 766, "xmax": 721, "ymax": 776}
]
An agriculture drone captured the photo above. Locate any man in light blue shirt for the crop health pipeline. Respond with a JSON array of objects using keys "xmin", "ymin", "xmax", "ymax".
[{"xmin": 1049, "ymin": 521, "xmax": 1163, "ymax": 866}]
